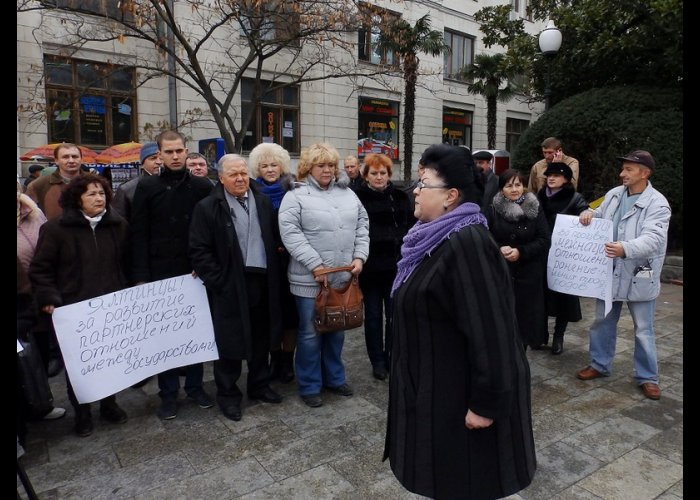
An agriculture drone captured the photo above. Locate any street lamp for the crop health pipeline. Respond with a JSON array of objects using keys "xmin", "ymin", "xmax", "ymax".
[{"xmin": 538, "ymin": 20, "xmax": 562, "ymax": 110}]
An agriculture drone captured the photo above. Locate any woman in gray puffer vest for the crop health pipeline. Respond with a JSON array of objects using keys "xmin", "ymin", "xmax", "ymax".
[{"xmin": 278, "ymin": 143, "xmax": 369, "ymax": 408}]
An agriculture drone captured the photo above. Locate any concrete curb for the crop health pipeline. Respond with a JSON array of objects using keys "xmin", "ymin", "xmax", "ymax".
[{"xmin": 661, "ymin": 255, "xmax": 683, "ymax": 284}]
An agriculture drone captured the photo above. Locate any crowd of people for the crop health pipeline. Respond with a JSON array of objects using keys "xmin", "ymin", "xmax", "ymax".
[{"xmin": 18, "ymin": 135, "xmax": 671, "ymax": 499}]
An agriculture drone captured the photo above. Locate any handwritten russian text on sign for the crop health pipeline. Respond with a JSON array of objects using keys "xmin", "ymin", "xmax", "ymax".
[
  {"xmin": 547, "ymin": 215, "xmax": 613, "ymax": 315},
  {"xmin": 52, "ymin": 275, "xmax": 218, "ymax": 404}
]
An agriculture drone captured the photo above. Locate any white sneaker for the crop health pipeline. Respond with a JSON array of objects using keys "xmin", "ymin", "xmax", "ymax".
[{"xmin": 42, "ymin": 407, "xmax": 66, "ymax": 420}]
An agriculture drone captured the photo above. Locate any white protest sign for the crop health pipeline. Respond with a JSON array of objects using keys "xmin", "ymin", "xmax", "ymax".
[
  {"xmin": 52, "ymin": 275, "xmax": 218, "ymax": 404},
  {"xmin": 547, "ymin": 214, "xmax": 613, "ymax": 316}
]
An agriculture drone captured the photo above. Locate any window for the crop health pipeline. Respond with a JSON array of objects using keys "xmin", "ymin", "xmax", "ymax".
[
  {"xmin": 241, "ymin": 79, "xmax": 300, "ymax": 154},
  {"xmin": 442, "ymin": 108, "xmax": 473, "ymax": 148},
  {"xmin": 52, "ymin": 0, "xmax": 134, "ymax": 22},
  {"xmin": 358, "ymin": 7, "xmax": 397, "ymax": 65},
  {"xmin": 357, "ymin": 97, "xmax": 399, "ymax": 160},
  {"xmin": 240, "ymin": 1, "xmax": 300, "ymax": 44},
  {"xmin": 443, "ymin": 30, "xmax": 474, "ymax": 81},
  {"xmin": 44, "ymin": 56, "xmax": 136, "ymax": 147},
  {"xmin": 506, "ymin": 118, "xmax": 530, "ymax": 153}
]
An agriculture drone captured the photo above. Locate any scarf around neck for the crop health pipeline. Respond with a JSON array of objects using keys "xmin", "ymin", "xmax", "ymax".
[
  {"xmin": 390, "ymin": 202, "xmax": 487, "ymax": 297},
  {"xmin": 254, "ymin": 177, "xmax": 286, "ymax": 210},
  {"xmin": 82, "ymin": 209, "xmax": 106, "ymax": 231}
]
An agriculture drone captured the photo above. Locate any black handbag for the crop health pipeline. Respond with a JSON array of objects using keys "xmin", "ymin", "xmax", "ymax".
[{"xmin": 17, "ymin": 333, "xmax": 54, "ymax": 419}]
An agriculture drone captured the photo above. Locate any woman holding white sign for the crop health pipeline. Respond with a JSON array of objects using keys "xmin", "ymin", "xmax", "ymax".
[
  {"xmin": 537, "ymin": 162, "xmax": 590, "ymax": 354},
  {"xmin": 29, "ymin": 173, "xmax": 130, "ymax": 437}
]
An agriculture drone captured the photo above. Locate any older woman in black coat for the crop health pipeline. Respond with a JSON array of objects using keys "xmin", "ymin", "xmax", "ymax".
[
  {"xmin": 385, "ymin": 145, "xmax": 535, "ymax": 499},
  {"xmin": 29, "ymin": 173, "xmax": 129, "ymax": 438},
  {"xmin": 487, "ymin": 169, "xmax": 551, "ymax": 349}
]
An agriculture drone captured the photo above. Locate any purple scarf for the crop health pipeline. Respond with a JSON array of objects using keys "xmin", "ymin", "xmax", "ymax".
[{"xmin": 391, "ymin": 202, "xmax": 487, "ymax": 296}]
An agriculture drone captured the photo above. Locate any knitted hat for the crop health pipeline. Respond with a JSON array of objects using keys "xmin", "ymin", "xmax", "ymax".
[{"xmin": 140, "ymin": 142, "xmax": 159, "ymax": 163}]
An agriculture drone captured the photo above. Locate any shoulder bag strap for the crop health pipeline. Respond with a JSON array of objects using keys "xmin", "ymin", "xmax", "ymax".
[{"xmin": 312, "ymin": 265, "xmax": 354, "ymax": 277}]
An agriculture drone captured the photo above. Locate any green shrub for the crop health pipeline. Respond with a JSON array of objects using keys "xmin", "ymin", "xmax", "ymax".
[{"xmin": 511, "ymin": 86, "xmax": 682, "ymax": 250}]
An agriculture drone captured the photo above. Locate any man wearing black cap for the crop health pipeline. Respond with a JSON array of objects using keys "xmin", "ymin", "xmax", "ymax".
[
  {"xmin": 472, "ymin": 150, "xmax": 498, "ymax": 212},
  {"xmin": 575, "ymin": 150, "xmax": 671, "ymax": 401},
  {"xmin": 23, "ymin": 164, "xmax": 44, "ymax": 190}
]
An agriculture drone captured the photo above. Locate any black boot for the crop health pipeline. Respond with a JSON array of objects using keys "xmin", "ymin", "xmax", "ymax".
[
  {"xmin": 551, "ymin": 318, "xmax": 567, "ymax": 355},
  {"xmin": 74, "ymin": 405, "xmax": 93, "ymax": 437},
  {"xmin": 269, "ymin": 351, "xmax": 282, "ymax": 380},
  {"xmin": 279, "ymin": 351, "xmax": 295, "ymax": 383},
  {"xmin": 551, "ymin": 333, "xmax": 564, "ymax": 355}
]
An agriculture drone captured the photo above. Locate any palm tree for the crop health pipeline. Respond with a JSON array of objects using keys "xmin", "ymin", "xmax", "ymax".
[
  {"xmin": 378, "ymin": 14, "xmax": 449, "ymax": 182},
  {"xmin": 461, "ymin": 53, "xmax": 516, "ymax": 149}
]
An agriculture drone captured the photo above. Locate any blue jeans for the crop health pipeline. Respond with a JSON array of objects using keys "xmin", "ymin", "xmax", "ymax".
[
  {"xmin": 294, "ymin": 296, "xmax": 346, "ymax": 396},
  {"xmin": 361, "ymin": 279, "xmax": 393, "ymax": 369},
  {"xmin": 588, "ymin": 299, "xmax": 659, "ymax": 385}
]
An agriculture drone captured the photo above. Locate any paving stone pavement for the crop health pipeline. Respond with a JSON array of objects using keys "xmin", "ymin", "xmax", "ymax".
[{"xmin": 18, "ymin": 283, "xmax": 682, "ymax": 499}]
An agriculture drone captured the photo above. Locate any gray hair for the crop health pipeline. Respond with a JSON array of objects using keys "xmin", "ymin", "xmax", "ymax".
[{"xmin": 217, "ymin": 154, "xmax": 248, "ymax": 175}]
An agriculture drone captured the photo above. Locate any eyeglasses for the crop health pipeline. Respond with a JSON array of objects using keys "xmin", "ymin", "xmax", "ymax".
[{"xmin": 415, "ymin": 180, "xmax": 448, "ymax": 191}]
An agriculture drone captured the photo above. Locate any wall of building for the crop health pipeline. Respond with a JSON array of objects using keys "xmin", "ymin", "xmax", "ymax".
[{"xmin": 17, "ymin": 1, "xmax": 546, "ymax": 179}]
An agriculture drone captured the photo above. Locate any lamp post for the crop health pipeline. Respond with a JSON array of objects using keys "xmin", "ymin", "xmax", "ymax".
[{"xmin": 538, "ymin": 20, "xmax": 562, "ymax": 110}]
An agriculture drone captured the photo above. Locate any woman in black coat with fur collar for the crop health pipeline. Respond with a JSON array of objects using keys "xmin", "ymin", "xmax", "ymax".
[{"xmin": 487, "ymin": 169, "xmax": 551, "ymax": 349}]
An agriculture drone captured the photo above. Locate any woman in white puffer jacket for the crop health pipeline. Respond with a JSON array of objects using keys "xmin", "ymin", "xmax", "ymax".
[{"xmin": 278, "ymin": 143, "xmax": 369, "ymax": 408}]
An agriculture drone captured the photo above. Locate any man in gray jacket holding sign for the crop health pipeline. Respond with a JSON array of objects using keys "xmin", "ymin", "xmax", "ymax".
[{"xmin": 575, "ymin": 150, "xmax": 671, "ymax": 400}]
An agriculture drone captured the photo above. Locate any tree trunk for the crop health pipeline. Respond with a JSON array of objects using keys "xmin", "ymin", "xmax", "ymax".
[
  {"xmin": 403, "ymin": 58, "xmax": 418, "ymax": 182},
  {"xmin": 487, "ymin": 96, "xmax": 497, "ymax": 150}
]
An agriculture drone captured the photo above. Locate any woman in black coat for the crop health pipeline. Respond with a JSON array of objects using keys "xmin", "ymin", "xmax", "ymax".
[
  {"xmin": 385, "ymin": 145, "xmax": 535, "ymax": 500},
  {"xmin": 29, "ymin": 174, "xmax": 129, "ymax": 438},
  {"xmin": 487, "ymin": 169, "xmax": 551, "ymax": 349},
  {"xmin": 249, "ymin": 142, "xmax": 298, "ymax": 383},
  {"xmin": 354, "ymin": 153, "xmax": 413, "ymax": 380},
  {"xmin": 537, "ymin": 162, "xmax": 589, "ymax": 354}
]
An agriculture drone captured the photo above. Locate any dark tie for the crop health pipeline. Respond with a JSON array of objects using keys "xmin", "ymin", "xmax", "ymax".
[{"xmin": 236, "ymin": 196, "xmax": 249, "ymax": 214}]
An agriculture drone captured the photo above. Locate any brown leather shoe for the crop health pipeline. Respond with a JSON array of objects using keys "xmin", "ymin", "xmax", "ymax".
[
  {"xmin": 576, "ymin": 366, "xmax": 604, "ymax": 380},
  {"xmin": 640, "ymin": 382, "xmax": 661, "ymax": 400}
]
